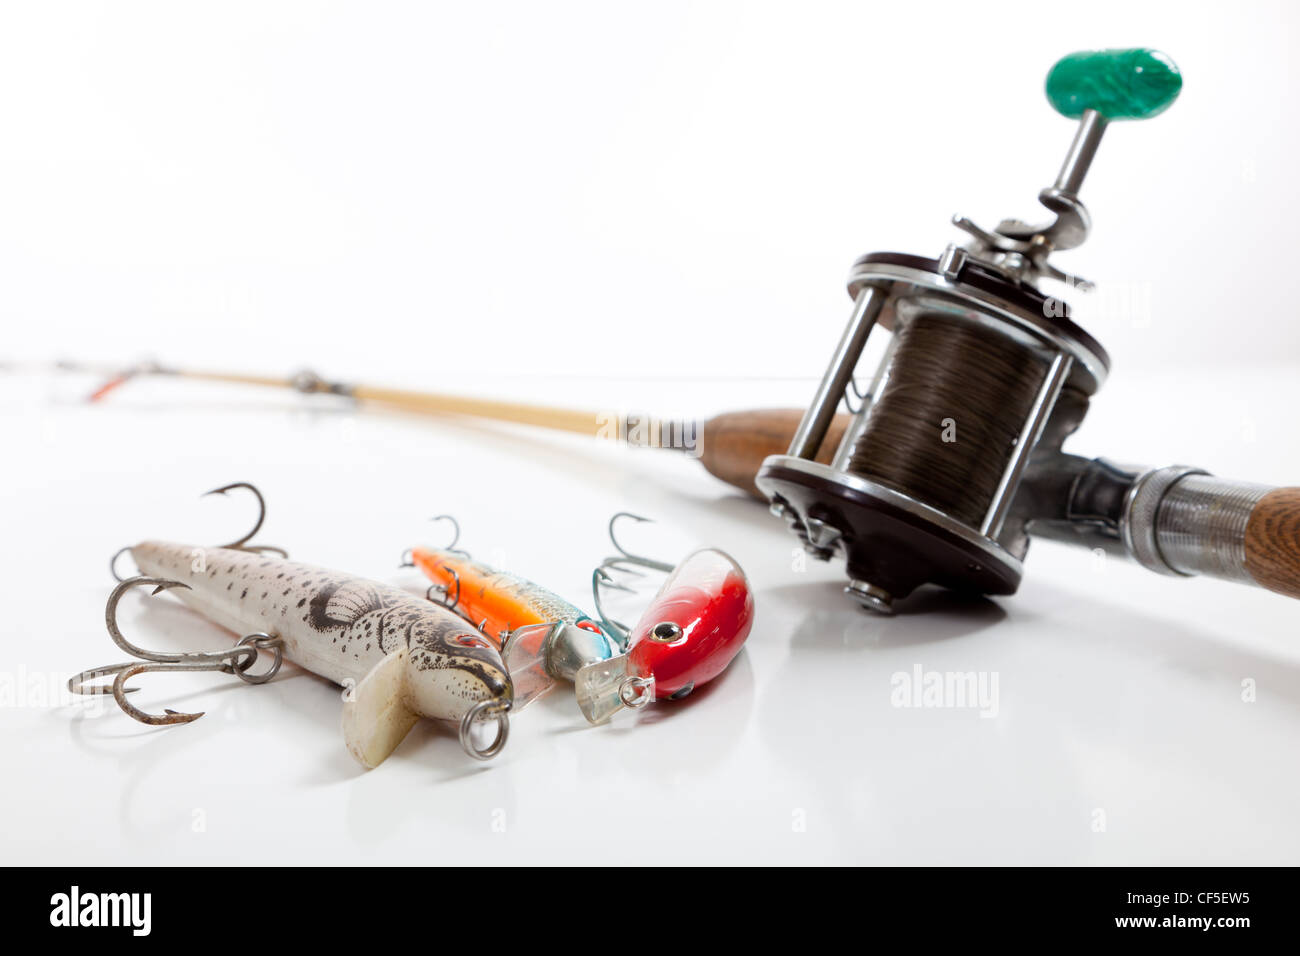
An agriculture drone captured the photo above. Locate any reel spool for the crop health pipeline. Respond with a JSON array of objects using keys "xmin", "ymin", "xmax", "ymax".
[{"xmin": 756, "ymin": 49, "xmax": 1182, "ymax": 613}]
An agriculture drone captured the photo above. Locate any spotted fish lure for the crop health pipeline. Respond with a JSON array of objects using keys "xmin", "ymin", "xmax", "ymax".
[
  {"xmin": 410, "ymin": 546, "xmax": 617, "ymax": 709},
  {"xmin": 71, "ymin": 485, "xmax": 513, "ymax": 767}
]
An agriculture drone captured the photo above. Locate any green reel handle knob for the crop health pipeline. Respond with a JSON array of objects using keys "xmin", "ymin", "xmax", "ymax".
[{"xmin": 1046, "ymin": 48, "xmax": 1182, "ymax": 120}]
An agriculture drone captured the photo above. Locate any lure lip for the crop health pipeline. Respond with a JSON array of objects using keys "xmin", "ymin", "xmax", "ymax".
[
  {"xmin": 573, "ymin": 654, "xmax": 654, "ymax": 724},
  {"xmin": 500, "ymin": 620, "xmax": 615, "ymax": 711}
]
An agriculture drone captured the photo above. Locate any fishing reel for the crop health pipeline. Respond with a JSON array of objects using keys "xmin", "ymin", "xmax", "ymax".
[{"xmin": 758, "ymin": 49, "xmax": 1300, "ymax": 613}]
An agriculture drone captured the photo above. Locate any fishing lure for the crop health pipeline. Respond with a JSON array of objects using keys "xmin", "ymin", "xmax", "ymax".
[
  {"xmin": 409, "ymin": 513, "xmax": 754, "ymax": 724},
  {"xmin": 70, "ymin": 484, "xmax": 513, "ymax": 767},
  {"xmin": 406, "ymin": 521, "xmax": 617, "ymax": 709},
  {"xmin": 578, "ymin": 545, "xmax": 754, "ymax": 723}
]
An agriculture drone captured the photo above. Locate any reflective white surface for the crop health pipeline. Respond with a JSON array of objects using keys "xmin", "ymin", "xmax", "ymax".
[{"xmin": 3, "ymin": 365, "xmax": 1299, "ymax": 865}]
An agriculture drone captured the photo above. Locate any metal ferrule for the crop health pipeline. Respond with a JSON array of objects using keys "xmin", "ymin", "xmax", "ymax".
[
  {"xmin": 1122, "ymin": 467, "xmax": 1270, "ymax": 581},
  {"xmin": 1120, "ymin": 465, "xmax": 1206, "ymax": 575},
  {"xmin": 1154, "ymin": 475, "xmax": 1270, "ymax": 581}
]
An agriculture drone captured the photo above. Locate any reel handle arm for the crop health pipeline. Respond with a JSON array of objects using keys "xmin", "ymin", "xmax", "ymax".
[
  {"xmin": 1043, "ymin": 49, "xmax": 1182, "ymax": 203},
  {"xmin": 1052, "ymin": 108, "xmax": 1107, "ymax": 199}
]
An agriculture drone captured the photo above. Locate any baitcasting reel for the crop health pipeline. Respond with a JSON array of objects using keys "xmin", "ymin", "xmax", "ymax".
[{"xmin": 757, "ymin": 49, "xmax": 1300, "ymax": 613}]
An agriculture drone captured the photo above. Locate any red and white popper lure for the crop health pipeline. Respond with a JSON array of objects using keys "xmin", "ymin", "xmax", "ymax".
[{"xmin": 576, "ymin": 547, "xmax": 754, "ymax": 724}]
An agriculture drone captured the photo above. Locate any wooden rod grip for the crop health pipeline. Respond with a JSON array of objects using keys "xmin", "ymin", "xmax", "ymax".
[
  {"xmin": 699, "ymin": 409, "xmax": 850, "ymax": 498},
  {"xmin": 1245, "ymin": 487, "xmax": 1300, "ymax": 599}
]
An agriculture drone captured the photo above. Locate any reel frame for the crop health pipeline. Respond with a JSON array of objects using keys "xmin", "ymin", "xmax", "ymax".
[{"xmin": 756, "ymin": 251, "xmax": 1109, "ymax": 613}]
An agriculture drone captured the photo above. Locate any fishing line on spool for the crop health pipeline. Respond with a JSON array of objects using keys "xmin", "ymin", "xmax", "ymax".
[{"xmin": 845, "ymin": 315, "xmax": 1050, "ymax": 528}]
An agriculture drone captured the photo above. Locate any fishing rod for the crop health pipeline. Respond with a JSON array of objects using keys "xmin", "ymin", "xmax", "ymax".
[{"xmin": 60, "ymin": 357, "xmax": 844, "ymax": 499}]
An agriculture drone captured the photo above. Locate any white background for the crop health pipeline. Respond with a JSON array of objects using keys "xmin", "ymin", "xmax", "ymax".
[{"xmin": 3, "ymin": 0, "xmax": 1299, "ymax": 865}]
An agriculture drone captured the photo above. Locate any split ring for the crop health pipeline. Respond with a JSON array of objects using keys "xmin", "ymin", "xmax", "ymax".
[{"xmin": 458, "ymin": 699, "xmax": 510, "ymax": 761}]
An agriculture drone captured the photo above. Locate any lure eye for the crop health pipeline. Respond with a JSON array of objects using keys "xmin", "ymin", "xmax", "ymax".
[
  {"xmin": 457, "ymin": 635, "xmax": 490, "ymax": 649},
  {"xmin": 649, "ymin": 621, "xmax": 682, "ymax": 643}
]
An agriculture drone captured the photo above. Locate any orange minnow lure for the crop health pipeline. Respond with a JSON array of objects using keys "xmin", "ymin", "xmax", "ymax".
[
  {"xmin": 410, "ymin": 548, "xmax": 604, "ymax": 646},
  {"xmin": 410, "ymin": 547, "xmax": 616, "ymax": 708}
]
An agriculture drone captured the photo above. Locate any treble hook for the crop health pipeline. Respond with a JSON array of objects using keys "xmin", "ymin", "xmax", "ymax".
[
  {"xmin": 400, "ymin": 514, "xmax": 469, "ymax": 568},
  {"xmin": 68, "ymin": 576, "xmax": 284, "ymax": 725},
  {"xmin": 425, "ymin": 565, "xmax": 461, "ymax": 612},
  {"xmin": 430, "ymin": 514, "xmax": 467, "ymax": 555},
  {"xmin": 591, "ymin": 513, "xmax": 675, "ymax": 649},
  {"xmin": 591, "ymin": 567, "xmax": 634, "ymax": 648},
  {"xmin": 204, "ymin": 482, "xmax": 289, "ymax": 557},
  {"xmin": 110, "ymin": 482, "xmax": 286, "ymax": 581},
  {"xmin": 605, "ymin": 512, "xmax": 674, "ymax": 574},
  {"xmin": 109, "ymin": 546, "xmax": 135, "ymax": 583}
]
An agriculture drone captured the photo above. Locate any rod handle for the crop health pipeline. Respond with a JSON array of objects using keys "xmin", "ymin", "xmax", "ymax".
[
  {"xmin": 1245, "ymin": 488, "xmax": 1300, "ymax": 599},
  {"xmin": 699, "ymin": 409, "xmax": 849, "ymax": 498}
]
